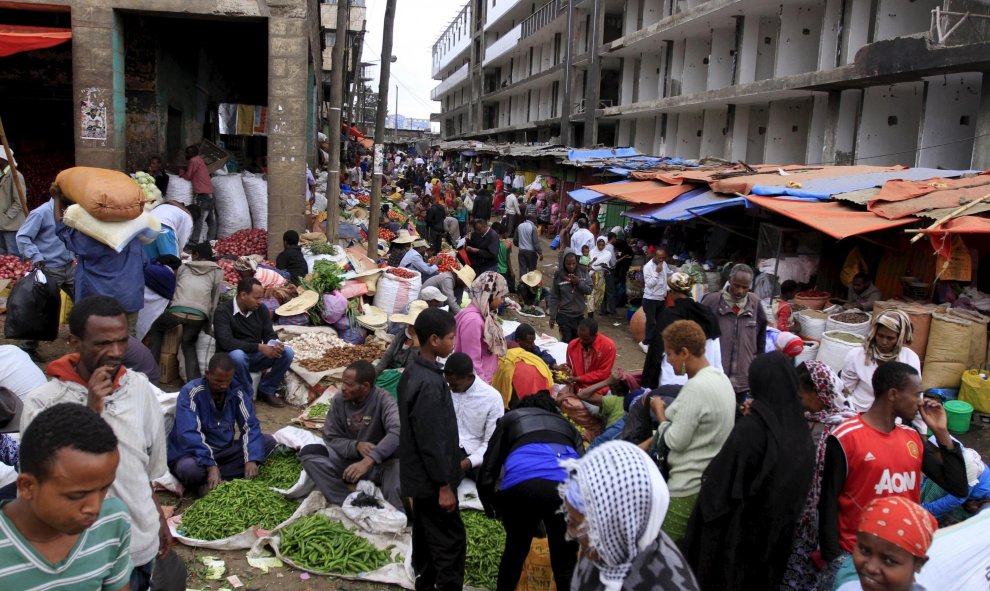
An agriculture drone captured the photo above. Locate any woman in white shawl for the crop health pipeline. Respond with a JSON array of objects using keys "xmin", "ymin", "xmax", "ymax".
[
  {"xmin": 589, "ymin": 236, "xmax": 614, "ymax": 315},
  {"xmin": 561, "ymin": 441, "xmax": 699, "ymax": 591}
]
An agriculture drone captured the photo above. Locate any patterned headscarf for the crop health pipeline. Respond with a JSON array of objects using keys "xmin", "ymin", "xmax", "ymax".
[
  {"xmin": 469, "ymin": 272, "xmax": 508, "ymax": 357},
  {"xmin": 667, "ymin": 271, "xmax": 692, "ymax": 295},
  {"xmin": 864, "ymin": 309, "xmax": 913, "ymax": 364},
  {"xmin": 561, "ymin": 441, "xmax": 668, "ymax": 591},
  {"xmin": 858, "ymin": 497, "xmax": 936, "ymax": 558}
]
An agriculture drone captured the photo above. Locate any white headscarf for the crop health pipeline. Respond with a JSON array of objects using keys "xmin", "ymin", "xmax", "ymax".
[{"xmin": 561, "ymin": 441, "xmax": 669, "ymax": 591}]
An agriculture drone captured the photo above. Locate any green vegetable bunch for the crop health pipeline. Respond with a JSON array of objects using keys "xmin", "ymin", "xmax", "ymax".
[
  {"xmin": 254, "ymin": 448, "xmax": 304, "ymax": 490},
  {"xmin": 306, "ymin": 402, "xmax": 330, "ymax": 419},
  {"xmin": 304, "ymin": 260, "xmax": 345, "ymax": 295},
  {"xmin": 308, "ymin": 242, "xmax": 339, "ymax": 256},
  {"xmin": 179, "ymin": 479, "xmax": 297, "ymax": 540},
  {"xmin": 462, "ymin": 510, "xmax": 505, "ymax": 589},
  {"xmin": 279, "ymin": 514, "xmax": 396, "ymax": 575}
]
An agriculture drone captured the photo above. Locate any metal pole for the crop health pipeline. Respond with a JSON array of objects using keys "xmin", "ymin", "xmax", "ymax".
[
  {"xmin": 0, "ymin": 115, "xmax": 28, "ymax": 215},
  {"xmin": 394, "ymin": 84, "xmax": 399, "ymax": 144},
  {"xmin": 326, "ymin": 0, "xmax": 349, "ymax": 242},
  {"xmin": 368, "ymin": 0, "xmax": 397, "ymax": 258}
]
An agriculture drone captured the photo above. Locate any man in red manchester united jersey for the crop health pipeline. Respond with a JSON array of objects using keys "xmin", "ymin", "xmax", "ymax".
[{"xmin": 818, "ymin": 362, "xmax": 967, "ymax": 585}]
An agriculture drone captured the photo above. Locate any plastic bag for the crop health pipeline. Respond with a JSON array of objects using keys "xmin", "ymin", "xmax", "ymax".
[
  {"xmin": 959, "ymin": 369, "xmax": 990, "ymax": 414},
  {"xmin": 4, "ymin": 269, "xmax": 60, "ymax": 341},
  {"xmin": 342, "ymin": 481, "xmax": 407, "ymax": 534},
  {"xmin": 321, "ymin": 291, "xmax": 348, "ymax": 324},
  {"xmin": 211, "ymin": 174, "xmax": 252, "ymax": 239},
  {"xmin": 241, "ymin": 172, "xmax": 269, "ymax": 230}
]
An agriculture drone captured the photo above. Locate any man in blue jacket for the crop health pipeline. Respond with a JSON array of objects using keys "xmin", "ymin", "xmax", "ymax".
[{"xmin": 167, "ymin": 352, "xmax": 276, "ymax": 494}]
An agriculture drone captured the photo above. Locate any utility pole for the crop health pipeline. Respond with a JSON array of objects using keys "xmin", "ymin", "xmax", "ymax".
[
  {"xmin": 394, "ymin": 84, "xmax": 399, "ymax": 144},
  {"xmin": 326, "ymin": 0, "xmax": 349, "ymax": 242},
  {"xmin": 368, "ymin": 0, "xmax": 397, "ymax": 258},
  {"xmin": 583, "ymin": 0, "xmax": 601, "ymax": 147},
  {"xmin": 559, "ymin": 0, "xmax": 575, "ymax": 147}
]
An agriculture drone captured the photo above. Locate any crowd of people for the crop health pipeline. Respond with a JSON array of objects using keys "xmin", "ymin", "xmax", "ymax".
[{"xmin": 0, "ymin": 143, "xmax": 988, "ymax": 591}]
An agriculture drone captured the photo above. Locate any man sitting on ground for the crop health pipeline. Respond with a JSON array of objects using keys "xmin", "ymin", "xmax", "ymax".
[
  {"xmin": 213, "ymin": 277, "xmax": 295, "ymax": 407},
  {"xmin": 443, "ymin": 353, "xmax": 504, "ymax": 481},
  {"xmin": 299, "ymin": 360, "xmax": 402, "ymax": 512},
  {"xmin": 565, "ymin": 317, "xmax": 617, "ymax": 395},
  {"xmin": 167, "ymin": 352, "xmax": 277, "ymax": 494},
  {"xmin": 512, "ymin": 323, "xmax": 556, "ymax": 367},
  {"xmin": 1, "ymin": 403, "xmax": 132, "ymax": 591}
]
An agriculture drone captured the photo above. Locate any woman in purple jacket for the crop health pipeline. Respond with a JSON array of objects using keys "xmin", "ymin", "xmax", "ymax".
[{"xmin": 454, "ymin": 272, "xmax": 508, "ymax": 382}]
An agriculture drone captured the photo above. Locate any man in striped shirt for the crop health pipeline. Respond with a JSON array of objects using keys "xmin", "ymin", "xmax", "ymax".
[{"xmin": 0, "ymin": 403, "xmax": 132, "ymax": 590}]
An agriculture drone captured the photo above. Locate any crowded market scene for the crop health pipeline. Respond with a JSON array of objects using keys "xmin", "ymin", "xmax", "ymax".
[{"xmin": 2, "ymin": 0, "xmax": 990, "ymax": 590}]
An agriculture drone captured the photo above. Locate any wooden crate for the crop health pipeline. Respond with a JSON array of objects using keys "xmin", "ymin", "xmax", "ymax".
[{"xmin": 160, "ymin": 353, "xmax": 179, "ymax": 385}]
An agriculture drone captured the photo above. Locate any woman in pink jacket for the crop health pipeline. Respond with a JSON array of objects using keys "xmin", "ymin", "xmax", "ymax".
[{"xmin": 454, "ymin": 272, "xmax": 509, "ymax": 382}]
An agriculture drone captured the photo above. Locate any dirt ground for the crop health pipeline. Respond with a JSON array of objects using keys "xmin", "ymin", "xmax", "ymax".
[{"xmin": 5, "ymin": 240, "xmax": 989, "ymax": 590}]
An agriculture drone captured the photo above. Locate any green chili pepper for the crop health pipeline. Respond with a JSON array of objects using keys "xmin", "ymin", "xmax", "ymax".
[
  {"xmin": 279, "ymin": 514, "xmax": 395, "ymax": 575},
  {"xmin": 178, "ymin": 479, "xmax": 298, "ymax": 540},
  {"xmin": 462, "ymin": 510, "xmax": 506, "ymax": 589}
]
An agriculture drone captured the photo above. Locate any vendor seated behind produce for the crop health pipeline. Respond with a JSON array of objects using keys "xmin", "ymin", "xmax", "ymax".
[
  {"xmin": 234, "ymin": 256, "xmax": 287, "ymax": 290},
  {"xmin": 275, "ymin": 230, "xmax": 308, "ymax": 285},
  {"xmin": 376, "ymin": 301, "xmax": 426, "ymax": 375},
  {"xmin": 844, "ymin": 272, "xmax": 882, "ymax": 312},
  {"xmin": 420, "ymin": 265, "xmax": 474, "ymax": 314},
  {"xmin": 213, "ymin": 277, "xmax": 295, "ymax": 407},
  {"xmin": 399, "ymin": 239, "xmax": 438, "ymax": 279},
  {"xmin": 167, "ymin": 352, "xmax": 277, "ymax": 494},
  {"xmin": 298, "ymin": 360, "xmax": 403, "ymax": 513}
]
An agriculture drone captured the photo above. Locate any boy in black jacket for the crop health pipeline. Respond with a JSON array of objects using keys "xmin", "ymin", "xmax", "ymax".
[
  {"xmin": 275, "ymin": 230, "xmax": 308, "ymax": 285},
  {"xmin": 397, "ymin": 308, "xmax": 465, "ymax": 590}
]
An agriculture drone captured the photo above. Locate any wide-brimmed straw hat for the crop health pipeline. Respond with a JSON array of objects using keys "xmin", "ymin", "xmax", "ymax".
[
  {"xmin": 356, "ymin": 305, "xmax": 388, "ymax": 329},
  {"xmin": 521, "ymin": 270, "xmax": 543, "ymax": 287},
  {"xmin": 275, "ymin": 289, "xmax": 319, "ymax": 316},
  {"xmin": 454, "ymin": 265, "xmax": 476, "ymax": 286},
  {"xmin": 412, "ymin": 239, "xmax": 429, "ymax": 249},
  {"xmin": 389, "ymin": 300, "xmax": 429, "ymax": 325},
  {"xmin": 391, "ymin": 229, "xmax": 416, "ymax": 244}
]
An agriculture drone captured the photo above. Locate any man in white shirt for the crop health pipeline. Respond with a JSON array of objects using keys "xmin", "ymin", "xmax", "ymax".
[
  {"xmin": 443, "ymin": 352, "xmax": 504, "ymax": 482},
  {"xmin": 503, "ymin": 171, "xmax": 513, "ymax": 188},
  {"xmin": 640, "ymin": 247, "xmax": 671, "ymax": 353},
  {"xmin": 569, "ymin": 217, "xmax": 595, "ymax": 256},
  {"xmin": 504, "ymin": 191, "xmax": 521, "ymax": 238},
  {"xmin": 0, "ymin": 345, "xmax": 47, "ymax": 399},
  {"xmin": 399, "ymin": 239, "xmax": 439, "ymax": 279}
]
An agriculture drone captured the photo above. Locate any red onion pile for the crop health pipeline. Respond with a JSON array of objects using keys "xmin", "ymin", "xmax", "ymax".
[
  {"xmin": 214, "ymin": 229, "xmax": 268, "ymax": 257},
  {"xmin": 0, "ymin": 256, "xmax": 34, "ymax": 282}
]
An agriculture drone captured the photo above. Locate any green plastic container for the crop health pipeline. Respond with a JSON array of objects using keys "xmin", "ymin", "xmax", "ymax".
[{"xmin": 945, "ymin": 400, "xmax": 974, "ymax": 434}]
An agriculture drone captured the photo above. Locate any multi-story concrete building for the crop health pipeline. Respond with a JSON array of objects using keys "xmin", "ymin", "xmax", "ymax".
[
  {"xmin": 0, "ymin": 0, "xmax": 324, "ymax": 254},
  {"xmin": 433, "ymin": 0, "xmax": 990, "ymax": 170}
]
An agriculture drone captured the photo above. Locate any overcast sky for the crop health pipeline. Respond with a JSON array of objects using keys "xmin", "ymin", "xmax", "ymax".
[{"xmin": 361, "ymin": 0, "xmax": 467, "ymax": 121}]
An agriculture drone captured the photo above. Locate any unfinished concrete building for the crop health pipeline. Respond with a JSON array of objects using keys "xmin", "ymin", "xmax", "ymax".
[{"xmin": 433, "ymin": 0, "xmax": 990, "ymax": 170}]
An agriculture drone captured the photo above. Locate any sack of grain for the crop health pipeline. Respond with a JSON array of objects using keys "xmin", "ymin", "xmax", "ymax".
[
  {"xmin": 241, "ymin": 172, "xmax": 268, "ymax": 230},
  {"xmin": 211, "ymin": 174, "xmax": 252, "ymax": 239},
  {"xmin": 795, "ymin": 340, "xmax": 820, "ymax": 365},
  {"xmin": 817, "ymin": 331, "xmax": 865, "ymax": 373},
  {"xmin": 797, "ymin": 309, "xmax": 829, "ymax": 340},
  {"xmin": 922, "ymin": 311, "xmax": 973, "ymax": 390},
  {"xmin": 55, "ymin": 167, "xmax": 147, "ymax": 222},
  {"xmin": 947, "ymin": 309, "xmax": 989, "ymax": 369},
  {"xmin": 373, "ymin": 269, "xmax": 422, "ymax": 315},
  {"xmin": 165, "ymin": 173, "xmax": 193, "ymax": 205},
  {"xmin": 62, "ymin": 204, "xmax": 161, "ymax": 253},
  {"xmin": 826, "ymin": 311, "xmax": 872, "ymax": 338}
]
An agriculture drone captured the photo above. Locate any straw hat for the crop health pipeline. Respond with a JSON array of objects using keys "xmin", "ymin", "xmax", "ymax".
[
  {"xmin": 356, "ymin": 305, "xmax": 388, "ymax": 329},
  {"xmin": 521, "ymin": 270, "xmax": 543, "ymax": 288},
  {"xmin": 454, "ymin": 264, "xmax": 476, "ymax": 287},
  {"xmin": 419, "ymin": 286, "xmax": 446, "ymax": 303},
  {"xmin": 392, "ymin": 229, "xmax": 416, "ymax": 244},
  {"xmin": 275, "ymin": 289, "xmax": 319, "ymax": 316},
  {"xmin": 412, "ymin": 239, "xmax": 429, "ymax": 249},
  {"xmin": 389, "ymin": 300, "xmax": 429, "ymax": 326}
]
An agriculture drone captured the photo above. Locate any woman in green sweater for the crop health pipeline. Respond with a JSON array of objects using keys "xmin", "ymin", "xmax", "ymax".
[{"xmin": 642, "ymin": 319, "xmax": 736, "ymax": 541}]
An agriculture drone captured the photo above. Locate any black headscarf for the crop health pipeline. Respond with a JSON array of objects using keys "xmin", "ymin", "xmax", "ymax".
[{"xmin": 684, "ymin": 351, "xmax": 815, "ymax": 591}]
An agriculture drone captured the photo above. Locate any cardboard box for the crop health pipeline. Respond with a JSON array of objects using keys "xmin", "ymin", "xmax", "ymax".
[
  {"xmin": 162, "ymin": 325, "xmax": 183, "ymax": 355},
  {"xmin": 160, "ymin": 353, "xmax": 179, "ymax": 385}
]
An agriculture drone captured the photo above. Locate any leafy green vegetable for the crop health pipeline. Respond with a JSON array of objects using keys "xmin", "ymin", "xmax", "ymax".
[
  {"xmin": 304, "ymin": 260, "xmax": 345, "ymax": 294},
  {"xmin": 307, "ymin": 242, "xmax": 339, "ymax": 256}
]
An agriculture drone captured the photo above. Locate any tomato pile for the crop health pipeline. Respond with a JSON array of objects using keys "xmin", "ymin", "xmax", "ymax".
[
  {"xmin": 386, "ymin": 267, "xmax": 417, "ymax": 279},
  {"xmin": 0, "ymin": 256, "xmax": 34, "ymax": 282},
  {"xmin": 429, "ymin": 252, "xmax": 461, "ymax": 272},
  {"xmin": 378, "ymin": 228, "xmax": 396, "ymax": 242},
  {"xmin": 387, "ymin": 209, "xmax": 403, "ymax": 221},
  {"xmin": 355, "ymin": 194, "xmax": 371, "ymax": 205},
  {"xmin": 214, "ymin": 229, "xmax": 268, "ymax": 257}
]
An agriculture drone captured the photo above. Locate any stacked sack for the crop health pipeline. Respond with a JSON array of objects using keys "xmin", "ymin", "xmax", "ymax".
[{"xmin": 53, "ymin": 167, "xmax": 160, "ymax": 251}]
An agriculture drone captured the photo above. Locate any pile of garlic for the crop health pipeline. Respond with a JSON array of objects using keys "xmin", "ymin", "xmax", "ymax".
[{"xmin": 285, "ymin": 330, "xmax": 350, "ymax": 361}]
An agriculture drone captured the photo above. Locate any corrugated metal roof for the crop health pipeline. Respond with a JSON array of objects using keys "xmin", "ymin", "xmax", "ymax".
[{"xmin": 748, "ymin": 168, "xmax": 976, "ymax": 200}]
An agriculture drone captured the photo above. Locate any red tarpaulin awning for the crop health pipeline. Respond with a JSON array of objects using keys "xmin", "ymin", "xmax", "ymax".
[
  {"xmin": 922, "ymin": 216, "xmax": 990, "ymax": 235},
  {"xmin": 0, "ymin": 25, "xmax": 71, "ymax": 57},
  {"xmin": 582, "ymin": 181, "xmax": 695, "ymax": 205},
  {"xmin": 745, "ymin": 195, "xmax": 915, "ymax": 239}
]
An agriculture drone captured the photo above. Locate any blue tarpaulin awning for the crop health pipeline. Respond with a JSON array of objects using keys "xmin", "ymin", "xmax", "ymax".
[
  {"xmin": 567, "ymin": 147, "xmax": 640, "ymax": 161},
  {"xmin": 621, "ymin": 189, "xmax": 747, "ymax": 223},
  {"xmin": 568, "ymin": 188, "xmax": 608, "ymax": 205}
]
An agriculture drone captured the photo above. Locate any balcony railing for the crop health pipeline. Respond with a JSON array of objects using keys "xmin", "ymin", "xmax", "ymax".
[
  {"xmin": 431, "ymin": 63, "xmax": 470, "ymax": 100},
  {"xmin": 521, "ymin": 0, "xmax": 567, "ymax": 39},
  {"xmin": 483, "ymin": 23, "xmax": 522, "ymax": 66}
]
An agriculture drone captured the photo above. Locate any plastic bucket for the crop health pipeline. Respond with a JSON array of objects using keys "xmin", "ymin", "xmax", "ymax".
[
  {"xmin": 926, "ymin": 388, "xmax": 959, "ymax": 402},
  {"xmin": 945, "ymin": 400, "xmax": 974, "ymax": 434}
]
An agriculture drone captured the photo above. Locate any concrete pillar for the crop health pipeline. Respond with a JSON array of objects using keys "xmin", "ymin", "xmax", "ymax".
[
  {"xmin": 72, "ymin": 3, "xmax": 126, "ymax": 170},
  {"xmin": 267, "ymin": 7, "xmax": 311, "ymax": 256},
  {"xmin": 972, "ymin": 74, "xmax": 990, "ymax": 170}
]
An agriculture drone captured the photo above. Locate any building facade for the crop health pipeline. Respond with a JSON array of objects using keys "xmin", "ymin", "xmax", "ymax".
[
  {"xmin": 433, "ymin": 0, "xmax": 990, "ymax": 170},
  {"xmin": 320, "ymin": 0, "xmax": 367, "ymax": 128}
]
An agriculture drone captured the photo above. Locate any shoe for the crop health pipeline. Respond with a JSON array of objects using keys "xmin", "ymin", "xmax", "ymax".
[
  {"xmin": 639, "ymin": 342, "xmax": 649, "ymax": 354},
  {"xmin": 258, "ymin": 391, "xmax": 285, "ymax": 407}
]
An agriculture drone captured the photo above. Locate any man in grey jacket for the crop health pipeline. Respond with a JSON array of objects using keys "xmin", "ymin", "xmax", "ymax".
[
  {"xmin": 298, "ymin": 360, "xmax": 403, "ymax": 512},
  {"xmin": 514, "ymin": 213, "xmax": 542, "ymax": 284},
  {"xmin": 700, "ymin": 263, "xmax": 767, "ymax": 403}
]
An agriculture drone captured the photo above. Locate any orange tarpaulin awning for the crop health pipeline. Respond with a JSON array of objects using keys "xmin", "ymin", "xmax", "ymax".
[
  {"xmin": 921, "ymin": 216, "xmax": 990, "ymax": 235},
  {"xmin": 582, "ymin": 181, "xmax": 695, "ymax": 205},
  {"xmin": 746, "ymin": 195, "xmax": 915, "ymax": 240},
  {"xmin": 867, "ymin": 174, "xmax": 990, "ymax": 206},
  {"xmin": 0, "ymin": 25, "xmax": 71, "ymax": 57}
]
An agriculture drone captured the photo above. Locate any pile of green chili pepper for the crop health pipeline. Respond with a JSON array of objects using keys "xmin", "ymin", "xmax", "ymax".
[
  {"xmin": 462, "ymin": 510, "xmax": 505, "ymax": 589},
  {"xmin": 306, "ymin": 402, "xmax": 330, "ymax": 419},
  {"xmin": 254, "ymin": 447, "xmax": 304, "ymax": 489},
  {"xmin": 179, "ymin": 480, "xmax": 297, "ymax": 540},
  {"xmin": 279, "ymin": 514, "xmax": 395, "ymax": 574}
]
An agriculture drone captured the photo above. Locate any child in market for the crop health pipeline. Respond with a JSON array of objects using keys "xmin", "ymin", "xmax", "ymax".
[
  {"xmin": 397, "ymin": 308, "xmax": 466, "ymax": 590},
  {"xmin": 0, "ymin": 403, "xmax": 132, "ymax": 590}
]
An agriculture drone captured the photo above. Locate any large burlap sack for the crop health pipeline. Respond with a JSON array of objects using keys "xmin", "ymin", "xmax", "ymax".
[
  {"xmin": 242, "ymin": 171, "xmax": 268, "ymax": 230},
  {"xmin": 55, "ymin": 167, "xmax": 147, "ymax": 222},
  {"xmin": 211, "ymin": 173, "xmax": 252, "ymax": 239},
  {"xmin": 947, "ymin": 309, "xmax": 989, "ymax": 369},
  {"xmin": 165, "ymin": 173, "xmax": 193, "ymax": 205},
  {"xmin": 922, "ymin": 310, "xmax": 972, "ymax": 390},
  {"xmin": 373, "ymin": 270, "xmax": 422, "ymax": 315},
  {"xmin": 62, "ymin": 204, "xmax": 161, "ymax": 252},
  {"xmin": 817, "ymin": 331, "xmax": 865, "ymax": 373}
]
